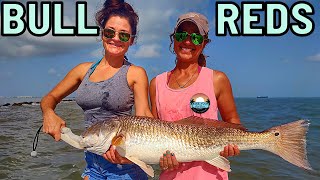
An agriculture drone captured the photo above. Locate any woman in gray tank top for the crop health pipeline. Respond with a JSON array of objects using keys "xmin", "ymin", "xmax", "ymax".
[{"xmin": 40, "ymin": 0, "xmax": 153, "ymax": 179}]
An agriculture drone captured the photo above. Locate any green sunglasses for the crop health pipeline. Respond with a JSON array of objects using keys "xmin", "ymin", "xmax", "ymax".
[
  {"xmin": 102, "ymin": 28, "xmax": 133, "ymax": 42},
  {"xmin": 175, "ymin": 31, "xmax": 204, "ymax": 45}
]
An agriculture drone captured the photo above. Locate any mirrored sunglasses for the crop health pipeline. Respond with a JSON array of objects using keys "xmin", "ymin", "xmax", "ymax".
[
  {"xmin": 174, "ymin": 31, "xmax": 204, "ymax": 45},
  {"xmin": 102, "ymin": 28, "xmax": 132, "ymax": 42}
]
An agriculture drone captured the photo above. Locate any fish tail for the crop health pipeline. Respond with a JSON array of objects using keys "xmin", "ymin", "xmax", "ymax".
[{"xmin": 266, "ymin": 120, "xmax": 312, "ymax": 170}]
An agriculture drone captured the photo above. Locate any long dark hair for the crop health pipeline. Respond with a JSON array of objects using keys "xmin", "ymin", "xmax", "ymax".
[{"xmin": 96, "ymin": 0, "xmax": 139, "ymax": 42}]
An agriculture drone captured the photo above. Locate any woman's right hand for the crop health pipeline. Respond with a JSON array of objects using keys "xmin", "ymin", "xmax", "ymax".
[
  {"xmin": 159, "ymin": 150, "xmax": 180, "ymax": 171},
  {"xmin": 103, "ymin": 145, "xmax": 132, "ymax": 164},
  {"xmin": 43, "ymin": 110, "xmax": 66, "ymax": 141}
]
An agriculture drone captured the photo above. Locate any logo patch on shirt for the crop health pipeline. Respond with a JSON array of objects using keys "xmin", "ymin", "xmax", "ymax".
[{"xmin": 190, "ymin": 93, "xmax": 210, "ymax": 114}]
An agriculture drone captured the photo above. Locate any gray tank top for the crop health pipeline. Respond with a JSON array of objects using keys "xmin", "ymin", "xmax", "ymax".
[{"xmin": 75, "ymin": 60, "xmax": 134, "ymax": 128}]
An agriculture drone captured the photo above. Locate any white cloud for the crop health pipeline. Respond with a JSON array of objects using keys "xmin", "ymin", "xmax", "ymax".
[
  {"xmin": 0, "ymin": 35, "xmax": 98, "ymax": 58},
  {"xmin": 150, "ymin": 66, "xmax": 161, "ymax": 75},
  {"xmin": 90, "ymin": 47, "xmax": 104, "ymax": 58},
  {"xmin": 306, "ymin": 53, "xmax": 320, "ymax": 62},
  {"xmin": 133, "ymin": 44, "xmax": 161, "ymax": 58},
  {"xmin": 135, "ymin": 9, "xmax": 175, "ymax": 43},
  {"xmin": 0, "ymin": 71, "xmax": 13, "ymax": 80},
  {"xmin": 0, "ymin": 0, "xmax": 99, "ymax": 58},
  {"xmin": 131, "ymin": 0, "xmax": 210, "ymax": 44},
  {"xmin": 48, "ymin": 68, "xmax": 57, "ymax": 75},
  {"xmin": 211, "ymin": 17, "xmax": 215, "ymax": 30},
  {"xmin": 282, "ymin": 59, "xmax": 290, "ymax": 63},
  {"xmin": 0, "ymin": 0, "xmax": 210, "ymax": 59},
  {"xmin": 48, "ymin": 67, "xmax": 63, "ymax": 77}
]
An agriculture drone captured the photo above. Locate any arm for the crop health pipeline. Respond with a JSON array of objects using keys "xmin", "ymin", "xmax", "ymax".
[
  {"xmin": 41, "ymin": 63, "xmax": 90, "ymax": 141},
  {"xmin": 214, "ymin": 70, "xmax": 240, "ymax": 124},
  {"xmin": 149, "ymin": 77, "xmax": 158, "ymax": 118},
  {"xmin": 213, "ymin": 70, "xmax": 241, "ymax": 157},
  {"xmin": 128, "ymin": 65, "xmax": 153, "ymax": 117},
  {"xmin": 104, "ymin": 66, "xmax": 153, "ymax": 164}
]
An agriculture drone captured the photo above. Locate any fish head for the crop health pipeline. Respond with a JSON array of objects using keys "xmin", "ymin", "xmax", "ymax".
[{"xmin": 81, "ymin": 120, "xmax": 122, "ymax": 155}]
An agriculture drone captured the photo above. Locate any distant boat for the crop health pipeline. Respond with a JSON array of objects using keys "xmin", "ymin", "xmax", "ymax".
[{"xmin": 257, "ymin": 96, "xmax": 268, "ymax": 98}]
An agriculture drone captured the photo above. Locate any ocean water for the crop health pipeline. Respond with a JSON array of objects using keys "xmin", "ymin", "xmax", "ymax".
[{"xmin": 0, "ymin": 97, "xmax": 319, "ymax": 180}]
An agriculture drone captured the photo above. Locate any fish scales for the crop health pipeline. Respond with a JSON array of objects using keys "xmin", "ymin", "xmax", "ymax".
[
  {"xmin": 60, "ymin": 116, "xmax": 312, "ymax": 177},
  {"xmin": 117, "ymin": 117, "xmax": 270, "ymax": 162},
  {"xmin": 120, "ymin": 116, "xmax": 257, "ymax": 148}
]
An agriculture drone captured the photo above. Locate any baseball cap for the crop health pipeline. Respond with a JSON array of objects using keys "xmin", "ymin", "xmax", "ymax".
[{"xmin": 174, "ymin": 12, "xmax": 209, "ymax": 36}]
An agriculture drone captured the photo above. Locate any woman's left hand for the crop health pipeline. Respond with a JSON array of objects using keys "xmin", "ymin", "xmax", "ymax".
[
  {"xmin": 160, "ymin": 150, "xmax": 180, "ymax": 171},
  {"xmin": 219, "ymin": 144, "xmax": 240, "ymax": 158},
  {"xmin": 103, "ymin": 145, "xmax": 132, "ymax": 164}
]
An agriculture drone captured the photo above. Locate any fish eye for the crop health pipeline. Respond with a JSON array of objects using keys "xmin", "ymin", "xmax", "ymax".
[{"xmin": 275, "ymin": 132, "xmax": 280, "ymax": 136}]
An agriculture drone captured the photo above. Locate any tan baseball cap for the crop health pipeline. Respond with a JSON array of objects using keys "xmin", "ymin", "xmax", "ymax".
[{"xmin": 174, "ymin": 12, "xmax": 209, "ymax": 35}]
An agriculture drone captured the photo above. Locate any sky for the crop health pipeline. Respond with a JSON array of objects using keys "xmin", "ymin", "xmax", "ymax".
[{"xmin": 0, "ymin": 0, "xmax": 319, "ymax": 98}]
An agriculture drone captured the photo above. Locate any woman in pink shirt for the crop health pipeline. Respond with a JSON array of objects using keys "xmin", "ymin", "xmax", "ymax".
[{"xmin": 149, "ymin": 12, "xmax": 241, "ymax": 180}]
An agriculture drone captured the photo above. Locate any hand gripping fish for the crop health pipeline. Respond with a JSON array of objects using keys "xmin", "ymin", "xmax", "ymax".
[{"xmin": 60, "ymin": 116, "xmax": 312, "ymax": 177}]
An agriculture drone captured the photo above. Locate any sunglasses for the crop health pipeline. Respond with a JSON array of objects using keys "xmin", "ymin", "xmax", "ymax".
[
  {"xmin": 174, "ymin": 31, "xmax": 204, "ymax": 45},
  {"xmin": 102, "ymin": 28, "xmax": 133, "ymax": 42}
]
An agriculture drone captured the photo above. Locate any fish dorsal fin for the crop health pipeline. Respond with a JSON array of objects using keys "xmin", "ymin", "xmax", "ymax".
[
  {"xmin": 174, "ymin": 116, "xmax": 247, "ymax": 130},
  {"xmin": 125, "ymin": 156, "xmax": 154, "ymax": 177},
  {"xmin": 206, "ymin": 155, "xmax": 231, "ymax": 172}
]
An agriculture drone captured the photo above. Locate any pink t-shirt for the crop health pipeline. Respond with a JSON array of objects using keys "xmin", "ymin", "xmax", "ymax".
[{"xmin": 155, "ymin": 67, "xmax": 228, "ymax": 180}]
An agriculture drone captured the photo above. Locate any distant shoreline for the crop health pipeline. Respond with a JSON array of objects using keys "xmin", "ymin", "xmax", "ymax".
[
  {"xmin": 1, "ymin": 97, "xmax": 320, "ymax": 107},
  {"xmin": 0, "ymin": 96, "xmax": 76, "ymax": 99},
  {"xmin": 0, "ymin": 97, "xmax": 75, "ymax": 107}
]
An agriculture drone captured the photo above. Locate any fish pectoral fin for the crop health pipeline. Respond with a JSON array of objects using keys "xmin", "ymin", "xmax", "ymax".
[
  {"xmin": 112, "ymin": 134, "xmax": 125, "ymax": 146},
  {"xmin": 115, "ymin": 146, "xmax": 127, "ymax": 157},
  {"xmin": 125, "ymin": 156, "xmax": 154, "ymax": 177},
  {"xmin": 60, "ymin": 127, "xmax": 84, "ymax": 149},
  {"xmin": 206, "ymin": 156, "xmax": 231, "ymax": 172}
]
